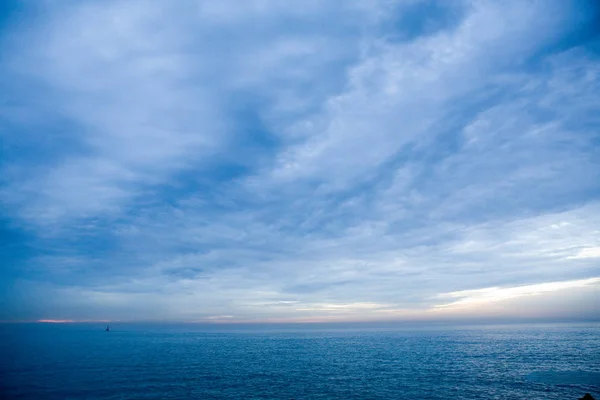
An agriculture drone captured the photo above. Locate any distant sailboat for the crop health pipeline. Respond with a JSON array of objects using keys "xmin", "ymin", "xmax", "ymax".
[{"xmin": 105, "ymin": 324, "xmax": 110, "ymax": 332}]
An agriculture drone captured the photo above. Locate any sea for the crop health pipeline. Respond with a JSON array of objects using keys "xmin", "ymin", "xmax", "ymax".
[{"xmin": 0, "ymin": 323, "xmax": 598, "ymax": 399}]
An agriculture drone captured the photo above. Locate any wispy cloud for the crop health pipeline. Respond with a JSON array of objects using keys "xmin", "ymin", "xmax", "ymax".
[
  {"xmin": 435, "ymin": 277, "xmax": 600, "ymax": 309},
  {"xmin": 1, "ymin": 0, "xmax": 599, "ymax": 322}
]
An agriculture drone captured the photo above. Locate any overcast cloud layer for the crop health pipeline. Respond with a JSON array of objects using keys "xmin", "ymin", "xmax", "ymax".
[{"xmin": 1, "ymin": 0, "xmax": 599, "ymax": 323}]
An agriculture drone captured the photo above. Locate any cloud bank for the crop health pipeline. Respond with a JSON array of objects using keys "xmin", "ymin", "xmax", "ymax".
[{"xmin": 1, "ymin": 0, "xmax": 599, "ymax": 322}]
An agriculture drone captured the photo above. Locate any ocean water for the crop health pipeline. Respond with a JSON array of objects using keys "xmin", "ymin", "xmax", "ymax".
[{"xmin": 0, "ymin": 323, "xmax": 598, "ymax": 399}]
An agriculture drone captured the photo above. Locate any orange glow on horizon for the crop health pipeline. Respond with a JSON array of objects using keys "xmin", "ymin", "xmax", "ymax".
[{"xmin": 37, "ymin": 319, "xmax": 76, "ymax": 323}]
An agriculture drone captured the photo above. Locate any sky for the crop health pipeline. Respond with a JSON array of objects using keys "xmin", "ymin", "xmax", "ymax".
[{"xmin": 0, "ymin": 0, "xmax": 599, "ymax": 324}]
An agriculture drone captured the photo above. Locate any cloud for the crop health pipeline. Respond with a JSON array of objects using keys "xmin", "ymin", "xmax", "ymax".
[
  {"xmin": 568, "ymin": 247, "xmax": 600, "ymax": 260},
  {"xmin": 261, "ymin": 0, "xmax": 587, "ymax": 188},
  {"xmin": 1, "ymin": 0, "xmax": 368, "ymax": 226},
  {"xmin": 1, "ymin": 0, "xmax": 599, "ymax": 322},
  {"xmin": 434, "ymin": 277, "xmax": 600, "ymax": 309}
]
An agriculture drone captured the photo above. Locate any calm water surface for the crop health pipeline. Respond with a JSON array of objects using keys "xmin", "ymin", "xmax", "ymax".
[{"xmin": 1, "ymin": 323, "xmax": 598, "ymax": 399}]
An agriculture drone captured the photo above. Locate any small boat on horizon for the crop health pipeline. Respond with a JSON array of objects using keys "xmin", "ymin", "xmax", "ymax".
[{"xmin": 105, "ymin": 324, "xmax": 110, "ymax": 332}]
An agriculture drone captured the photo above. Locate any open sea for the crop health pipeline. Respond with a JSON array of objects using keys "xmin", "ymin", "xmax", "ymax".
[{"xmin": 0, "ymin": 323, "xmax": 598, "ymax": 399}]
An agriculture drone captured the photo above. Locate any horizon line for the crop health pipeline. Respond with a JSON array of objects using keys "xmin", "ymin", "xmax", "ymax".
[{"xmin": 0, "ymin": 317, "xmax": 597, "ymax": 325}]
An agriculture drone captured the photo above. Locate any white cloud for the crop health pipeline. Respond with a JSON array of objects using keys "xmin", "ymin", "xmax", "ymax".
[
  {"xmin": 260, "ymin": 0, "xmax": 578, "ymax": 189},
  {"xmin": 568, "ymin": 247, "xmax": 600, "ymax": 260},
  {"xmin": 434, "ymin": 277, "xmax": 600, "ymax": 309}
]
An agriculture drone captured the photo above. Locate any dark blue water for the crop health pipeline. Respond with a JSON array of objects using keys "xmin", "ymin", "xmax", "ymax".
[{"xmin": 1, "ymin": 323, "xmax": 599, "ymax": 399}]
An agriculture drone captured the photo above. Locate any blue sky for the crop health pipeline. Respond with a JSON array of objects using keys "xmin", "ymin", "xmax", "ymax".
[{"xmin": 1, "ymin": 0, "xmax": 599, "ymax": 323}]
